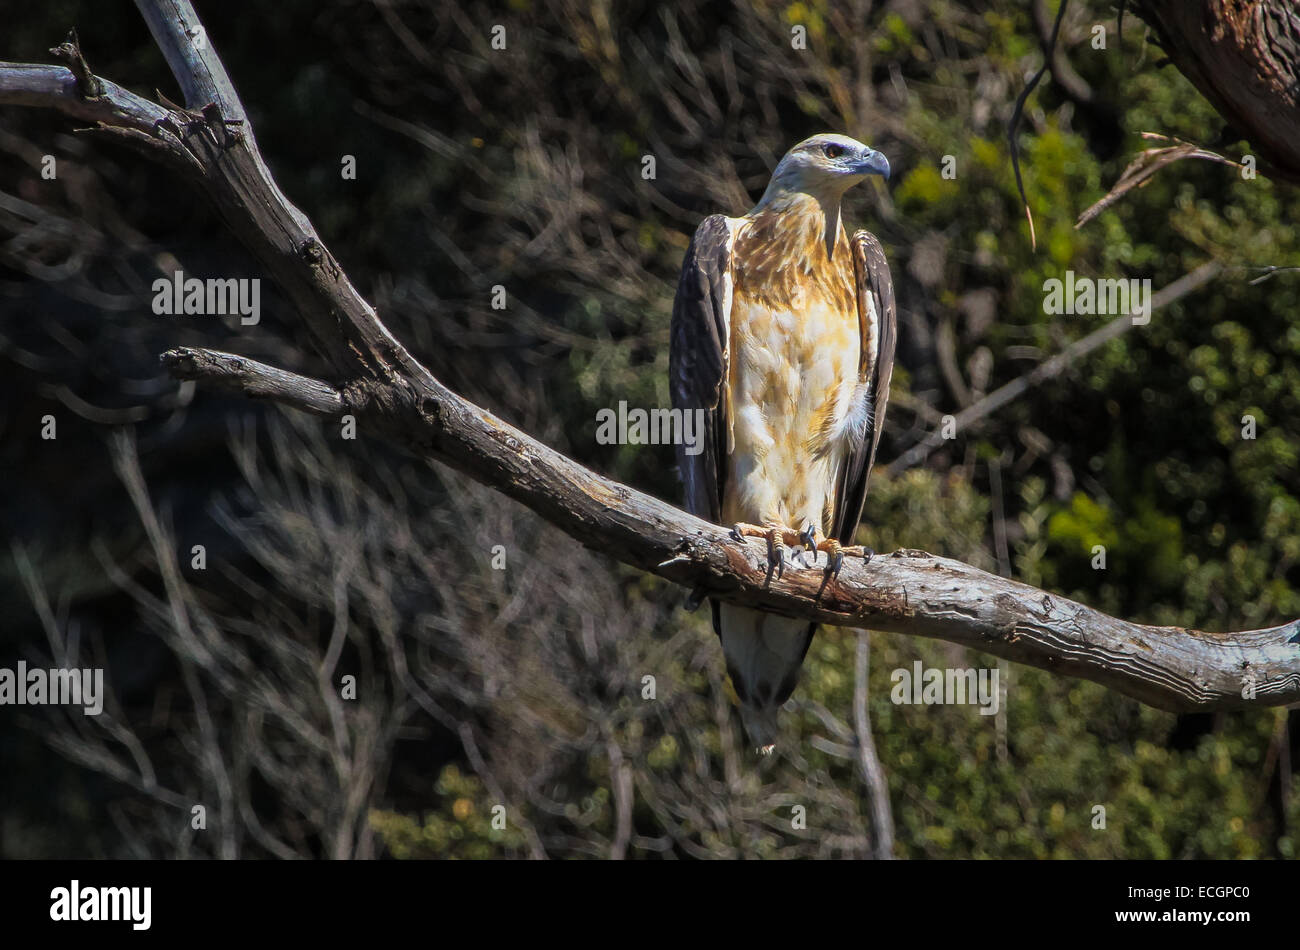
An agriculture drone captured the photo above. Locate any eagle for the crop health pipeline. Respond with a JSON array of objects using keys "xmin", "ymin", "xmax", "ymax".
[{"xmin": 669, "ymin": 133, "xmax": 896, "ymax": 753}]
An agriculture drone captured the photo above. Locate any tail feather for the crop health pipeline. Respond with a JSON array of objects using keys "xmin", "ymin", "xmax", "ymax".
[{"xmin": 716, "ymin": 602, "xmax": 815, "ymax": 751}]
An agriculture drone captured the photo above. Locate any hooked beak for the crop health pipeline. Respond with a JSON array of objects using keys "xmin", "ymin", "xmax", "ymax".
[{"xmin": 851, "ymin": 148, "xmax": 890, "ymax": 181}]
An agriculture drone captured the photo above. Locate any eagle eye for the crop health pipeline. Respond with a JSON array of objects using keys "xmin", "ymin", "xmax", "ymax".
[{"xmin": 822, "ymin": 144, "xmax": 843, "ymax": 159}]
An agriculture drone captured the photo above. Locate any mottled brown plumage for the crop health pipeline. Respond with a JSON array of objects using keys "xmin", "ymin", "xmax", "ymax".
[{"xmin": 733, "ymin": 193, "xmax": 858, "ymax": 316}]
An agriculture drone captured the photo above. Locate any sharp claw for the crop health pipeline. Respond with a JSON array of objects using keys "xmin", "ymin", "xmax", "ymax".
[
  {"xmin": 685, "ymin": 587, "xmax": 708, "ymax": 611},
  {"xmin": 829, "ymin": 550, "xmax": 844, "ymax": 577},
  {"xmin": 763, "ymin": 533, "xmax": 782, "ymax": 580},
  {"xmin": 799, "ymin": 523, "xmax": 817, "ymax": 550},
  {"xmin": 730, "ymin": 524, "xmax": 745, "ymax": 543},
  {"xmin": 863, "ymin": 547, "xmax": 876, "ymax": 565}
]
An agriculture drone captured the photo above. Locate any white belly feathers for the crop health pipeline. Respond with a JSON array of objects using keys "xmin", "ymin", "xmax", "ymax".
[{"xmin": 722, "ymin": 294, "xmax": 867, "ymax": 534}]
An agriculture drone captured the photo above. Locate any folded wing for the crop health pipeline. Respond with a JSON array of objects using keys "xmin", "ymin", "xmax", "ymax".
[
  {"xmin": 832, "ymin": 229, "xmax": 896, "ymax": 544},
  {"xmin": 669, "ymin": 214, "xmax": 734, "ymax": 525}
]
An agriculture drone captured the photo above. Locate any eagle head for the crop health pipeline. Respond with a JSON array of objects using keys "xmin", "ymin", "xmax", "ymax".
[{"xmin": 761, "ymin": 133, "xmax": 890, "ymax": 203}]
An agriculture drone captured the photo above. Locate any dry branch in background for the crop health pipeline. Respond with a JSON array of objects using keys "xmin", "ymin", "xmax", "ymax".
[
  {"xmin": 1, "ymin": 0, "xmax": 1299, "ymax": 735},
  {"xmin": 1075, "ymin": 133, "xmax": 1245, "ymax": 230}
]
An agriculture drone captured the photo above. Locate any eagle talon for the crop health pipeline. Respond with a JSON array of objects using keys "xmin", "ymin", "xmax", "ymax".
[
  {"xmin": 826, "ymin": 549, "xmax": 844, "ymax": 577},
  {"xmin": 730, "ymin": 522, "xmax": 803, "ymax": 578},
  {"xmin": 799, "ymin": 523, "xmax": 818, "ymax": 551},
  {"xmin": 767, "ymin": 537, "xmax": 786, "ymax": 579}
]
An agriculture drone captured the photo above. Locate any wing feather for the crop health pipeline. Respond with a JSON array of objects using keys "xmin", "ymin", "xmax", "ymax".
[
  {"xmin": 669, "ymin": 214, "xmax": 734, "ymax": 525},
  {"xmin": 832, "ymin": 229, "xmax": 896, "ymax": 543}
]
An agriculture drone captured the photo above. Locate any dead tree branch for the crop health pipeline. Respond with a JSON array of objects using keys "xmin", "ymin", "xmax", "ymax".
[{"xmin": 1, "ymin": 1, "xmax": 1298, "ymax": 715}]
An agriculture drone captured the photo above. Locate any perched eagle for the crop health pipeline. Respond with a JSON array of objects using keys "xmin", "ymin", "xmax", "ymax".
[{"xmin": 669, "ymin": 133, "xmax": 896, "ymax": 753}]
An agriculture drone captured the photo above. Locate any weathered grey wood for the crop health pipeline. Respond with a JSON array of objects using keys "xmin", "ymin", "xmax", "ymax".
[
  {"xmin": 0, "ymin": 62, "xmax": 166, "ymax": 130},
  {"xmin": 3, "ymin": 2, "xmax": 1299, "ymax": 714},
  {"xmin": 162, "ymin": 348, "xmax": 345, "ymax": 415}
]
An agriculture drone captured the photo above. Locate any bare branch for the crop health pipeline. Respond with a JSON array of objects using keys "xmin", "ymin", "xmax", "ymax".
[
  {"xmin": 162, "ymin": 347, "xmax": 346, "ymax": 416},
  {"xmin": 1007, "ymin": 0, "xmax": 1069, "ymax": 250},
  {"xmin": 0, "ymin": 62, "xmax": 176, "ymax": 147},
  {"xmin": 854, "ymin": 632, "xmax": 894, "ymax": 860},
  {"xmin": 1076, "ymin": 133, "xmax": 1245, "ymax": 230}
]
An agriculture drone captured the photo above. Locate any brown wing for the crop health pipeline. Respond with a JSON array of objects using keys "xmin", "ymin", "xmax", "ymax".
[
  {"xmin": 831, "ymin": 229, "xmax": 896, "ymax": 544},
  {"xmin": 669, "ymin": 214, "xmax": 733, "ymax": 525}
]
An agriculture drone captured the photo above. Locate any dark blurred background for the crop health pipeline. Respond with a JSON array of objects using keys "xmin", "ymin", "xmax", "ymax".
[{"xmin": 1, "ymin": 0, "xmax": 1297, "ymax": 858}]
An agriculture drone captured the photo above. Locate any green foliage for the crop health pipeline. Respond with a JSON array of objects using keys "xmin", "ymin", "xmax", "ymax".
[{"xmin": 371, "ymin": 766, "xmax": 529, "ymax": 859}]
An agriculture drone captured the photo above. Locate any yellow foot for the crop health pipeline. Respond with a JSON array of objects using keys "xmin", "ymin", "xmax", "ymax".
[{"xmin": 729, "ymin": 522, "xmax": 803, "ymax": 579}]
